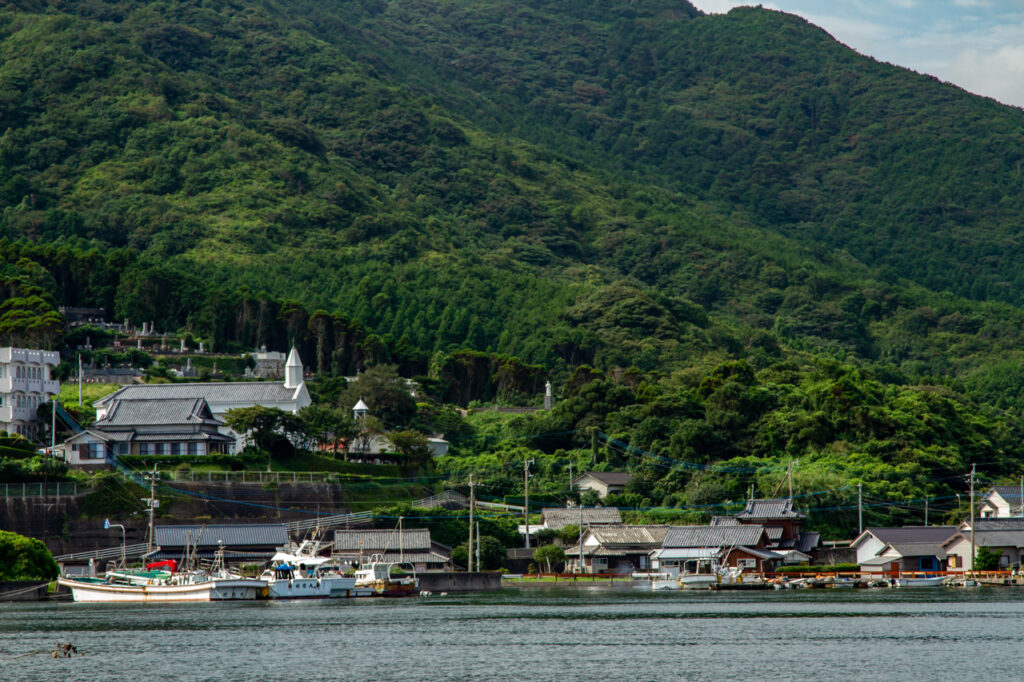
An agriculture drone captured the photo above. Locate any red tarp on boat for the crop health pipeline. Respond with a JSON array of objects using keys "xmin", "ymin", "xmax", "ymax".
[{"xmin": 146, "ymin": 560, "xmax": 178, "ymax": 573}]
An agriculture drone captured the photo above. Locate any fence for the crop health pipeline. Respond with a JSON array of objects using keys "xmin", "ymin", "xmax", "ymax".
[
  {"xmin": 285, "ymin": 510, "xmax": 376, "ymax": 535},
  {"xmin": 162, "ymin": 470, "xmax": 342, "ymax": 484},
  {"xmin": 0, "ymin": 482, "xmax": 81, "ymax": 498},
  {"xmin": 54, "ymin": 543, "xmax": 150, "ymax": 563}
]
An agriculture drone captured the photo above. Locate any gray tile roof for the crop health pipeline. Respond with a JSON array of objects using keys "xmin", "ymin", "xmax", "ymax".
[
  {"xmin": 154, "ymin": 524, "xmax": 288, "ymax": 548},
  {"xmin": 797, "ymin": 532, "xmax": 821, "ymax": 553},
  {"xmin": 888, "ymin": 542, "xmax": 948, "ymax": 559},
  {"xmin": 735, "ymin": 498, "xmax": 806, "ymax": 520},
  {"xmin": 95, "ymin": 398, "xmax": 223, "ymax": 428},
  {"xmin": 96, "ymin": 382, "xmax": 301, "ymax": 407},
  {"xmin": 663, "ymin": 525, "xmax": 767, "ymax": 548},
  {"xmin": 969, "ymin": 518, "xmax": 1024, "ymax": 531},
  {"xmin": 333, "ymin": 529, "xmax": 433, "ymax": 552},
  {"xmin": 990, "ymin": 486, "xmax": 1024, "ymax": 502},
  {"xmin": 587, "ymin": 525, "xmax": 669, "ymax": 546},
  {"xmin": 709, "ymin": 516, "xmax": 741, "ymax": 526},
  {"xmin": 947, "ymin": 529, "xmax": 1024, "ymax": 549},
  {"xmin": 865, "ymin": 526, "xmax": 958, "ymax": 544},
  {"xmin": 340, "ymin": 551, "xmax": 449, "ymax": 564},
  {"xmin": 540, "ymin": 507, "xmax": 622, "ymax": 530},
  {"xmin": 577, "ymin": 471, "xmax": 632, "ymax": 486},
  {"xmin": 133, "ymin": 432, "xmax": 233, "ymax": 442}
]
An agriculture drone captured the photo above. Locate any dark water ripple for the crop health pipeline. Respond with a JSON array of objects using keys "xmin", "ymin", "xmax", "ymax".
[{"xmin": 3, "ymin": 586, "xmax": 1024, "ymax": 681}]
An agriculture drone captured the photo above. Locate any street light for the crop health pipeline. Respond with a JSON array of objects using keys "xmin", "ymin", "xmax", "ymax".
[{"xmin": 105, "ymin": 518, "xmax": 126, "ymax": 568}]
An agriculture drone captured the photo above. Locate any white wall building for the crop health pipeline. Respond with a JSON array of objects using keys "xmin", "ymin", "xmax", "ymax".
[
  {"xmin": 0, "ymin": 347, "xmax": 60, "ymax": 439},
  {"xmin": 93, "ymin": 347, "xmax": 311, "ymax": 452}
]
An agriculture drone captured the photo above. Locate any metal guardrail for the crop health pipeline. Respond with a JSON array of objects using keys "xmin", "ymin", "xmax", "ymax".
[
  {"xmin": 109, "ymin": 459, "xmax": 348, "ymax": 486},
  {"xmin": 55, "ymin": 543, "xmax": 150, "ymax": 562},
  {"xmin": 477, "ymin": 499, "xmax": 525, "ymax": 513},
  {"xmin": 0, "ymin": 482, "xmax": 81, "ymax": 498},
  {"xmin": 414, "ymin": 490, "xmax": 468, "ymax": 508},
  {"xmin": 285, "ymin": 511, "xmax": 375, "ymax": 535},
  {"xmin": 163, "ymin": 470, "xmax": 345, "ymax": 484}
]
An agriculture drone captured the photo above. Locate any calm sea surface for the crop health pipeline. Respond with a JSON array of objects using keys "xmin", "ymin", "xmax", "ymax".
[{"xmin": 2, "ymin": 584, "xmax": 1022, "ymax": 681}]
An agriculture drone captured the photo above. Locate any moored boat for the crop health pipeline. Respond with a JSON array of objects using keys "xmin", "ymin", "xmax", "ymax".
[
  {"xmin": 352, "ymin": 554, "xmax": 419, "ymax": 597},
  {"xmin": 894, "ymin": 575, "xmax": 946, "ymax": 588},
  {"xmin": 260, "ymin": 563, "xmax": 373, "ymax": 599},
  {"xmin": 58, "ymin": 547, "xmax": 266, "ymax": 603},
  {"xmin": 59, "ymin": 570, "xmax": 265, "ymax": 602}
]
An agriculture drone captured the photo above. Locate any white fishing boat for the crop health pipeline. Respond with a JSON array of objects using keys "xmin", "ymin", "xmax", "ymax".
[
  {"xmin": 58, "ymin": 548, "xmax": 266, "ymax": 603},
  {"xmin": 895, "ymin": 575, "xmax": 946, "ymax": 588},
  {"xmin": 260, "ymin": 563, "xmax": 373, "ymax": 599},
  {"xmin": 352, "ymin": 554, "xmax": 419, "ymax": 597},
  {"xmin": 262, "ymin": 536, "xmax": 374, "ymax": 599},
  {"xmin": 677, "ymin": 558, "xmax": 739, "ymax": 589},
  {"xmin": 649, "ymin": 568, "xmax": 681, "ymax": 591}
]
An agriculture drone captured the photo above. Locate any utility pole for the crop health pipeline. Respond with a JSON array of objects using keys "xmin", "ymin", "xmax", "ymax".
[
  {"xmin": 1019, "ymin": 474, "xmax": 1023, "ymax": 517},
  {"xmin": 857, "ymin": 483, "xmax": 862, "ymax": 535},
  {"xmin": 45, "ymin": 399, "xmax": 55, "ymax": 541},
  {"xmin": 147, "ymin": 464, "xmax": 158, "ymax": 554},
  {"xmin": 578, "ymin": 497, "xmax": 584, "ymax": 575},
  {"xmin": 925, "ymin": 497, "xmax": 928, "ymax": 527},
  {"xmin": 77, "ymin": 354, "xmax": 82, "ymax": 406},
  {"xmin": 970, "ymin": 463, "xmax": 976, "ymax": 574},
  {"xmin": 788, "ymin": 461, "xmax": 793, "ymax": 500},
  {"xmin": 524, "ymin": 458, "xmax": 534, "ymax": 549},
  {"xmin": 475, "ymin": 521, "xmax": 481, "ymax": 573},
  {"xmin": 568, "ymin": 462, "xmax": 573, "ymax": 499},
  {"xmin": 468, "ymin": 474, "xmax": 475, "ymax": 573},
  {"xmin": 590, "ymin": 428, "xmax": 598, "ymax": 466}
]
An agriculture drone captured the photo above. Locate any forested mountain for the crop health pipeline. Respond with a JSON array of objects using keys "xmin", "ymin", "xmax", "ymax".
[{"xmin": 4, "ymin": 0, "xmax": 1024, "ymax": 527}]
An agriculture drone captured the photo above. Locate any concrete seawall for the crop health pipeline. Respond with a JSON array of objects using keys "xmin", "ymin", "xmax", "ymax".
[
  {"xmin": 418, "ymin": 572, "xmax": 502, "ymax": 592},
  {"xmin": 0, "ymin": 581, "xmax": 50, "ymax": 601}
]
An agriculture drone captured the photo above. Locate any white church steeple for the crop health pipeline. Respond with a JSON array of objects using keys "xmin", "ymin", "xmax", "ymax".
[{"xmin": 284, "ymin": 347, "xmax": 304, "ymax": 389}]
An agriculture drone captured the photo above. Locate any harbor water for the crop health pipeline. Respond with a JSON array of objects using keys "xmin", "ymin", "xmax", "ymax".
[{"xmin": 3, "ymin": 583, "xmax": 1022, "ymax": 680}]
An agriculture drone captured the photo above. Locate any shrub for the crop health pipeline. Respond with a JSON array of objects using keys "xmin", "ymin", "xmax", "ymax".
[{"xmin": 0, "ymin": 530, "xmax": 58, "ymax": 581}]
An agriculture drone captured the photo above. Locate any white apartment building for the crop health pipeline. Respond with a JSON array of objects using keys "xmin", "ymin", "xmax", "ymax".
[{"xmin": 0, "ymin": 347, "xmax": 61, "ymax": 439}]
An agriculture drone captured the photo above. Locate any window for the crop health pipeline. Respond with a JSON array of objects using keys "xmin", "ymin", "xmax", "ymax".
[
  {"xmin": 156, "ymin": 443, "xmax": 170, "ymax": 455},
  {"xmin": 139, "ymin": 443, "xmax": 155, "ymax": 455},
  {"xmin": 171, "ymin": 443, "xmax": 184, "ymax": 455},
  {"xmin": 737, "ymin": 558, "xmax": 757, "ymax": 569},
  {"xmin": 87, "ymin": 442, "xmax": 106, "ymax": 459},
  {"xmin": 114, "ymin": 443, "xmax": 129, "ymax": 456},
  {"xmin": 188, "ymin": 442, "xmax": 204, "ymax": 455}
]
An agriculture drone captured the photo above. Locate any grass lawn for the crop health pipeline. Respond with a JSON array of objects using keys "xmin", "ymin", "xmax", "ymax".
[{"xmin": 59, "ymin": 382, "xmax": 119, "ymax": 406}]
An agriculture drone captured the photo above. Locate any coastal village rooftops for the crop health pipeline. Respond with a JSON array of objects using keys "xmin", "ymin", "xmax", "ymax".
[
  {"xmin": 735, "ymin": 498, "xmax": 807, "ymax": 521},
  {"xmin": 662, "ymin": 524, "xmax": 767, "ymax": 548},
  {"xmin": 709, "ymin": 516, "xmax": 742, "ymax": 526},
  {"xmin": 93, "ymin": 398, "xmax": 223, "ymax": 428},
  {"xmin": 539, "ymin": 507, "xmax": 623, "ymax": 530}
]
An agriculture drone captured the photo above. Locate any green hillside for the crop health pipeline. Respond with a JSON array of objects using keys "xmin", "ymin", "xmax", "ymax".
[{"xmin": 3, "ymin": 0, "xmax": 1024, "ymax": 527}]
